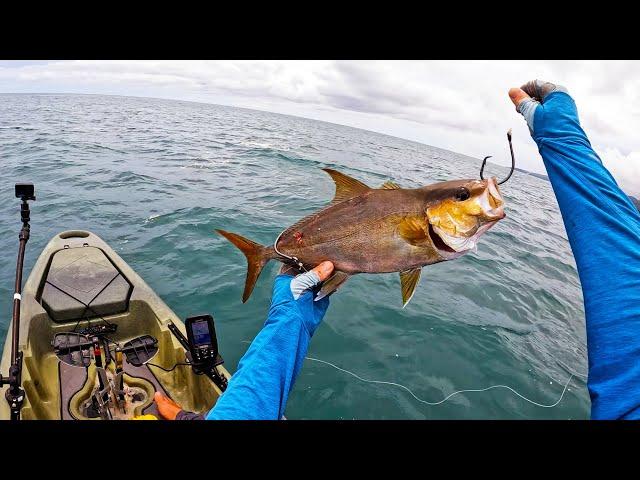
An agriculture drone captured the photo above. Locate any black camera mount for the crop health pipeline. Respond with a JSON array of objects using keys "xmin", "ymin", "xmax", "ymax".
[{"xmin": 0, "ymin": 183, "xmax": 36, "ymax": 420}]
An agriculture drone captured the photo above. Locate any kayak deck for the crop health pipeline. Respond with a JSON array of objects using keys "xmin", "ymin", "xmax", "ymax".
[{"xmin": 0, "ymin": 230, "xmax": 230, "ymax": 420}]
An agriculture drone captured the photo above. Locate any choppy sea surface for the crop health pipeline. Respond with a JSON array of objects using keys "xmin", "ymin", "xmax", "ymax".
[{"xmin": 0, "ymin": 94, "xmax": 589, "ymax": 419}]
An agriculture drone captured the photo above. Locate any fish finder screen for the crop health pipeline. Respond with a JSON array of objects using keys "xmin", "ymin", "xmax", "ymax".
[{"xmin": 192, "ymin": 320, "xmax": 212, "ymax": 347}]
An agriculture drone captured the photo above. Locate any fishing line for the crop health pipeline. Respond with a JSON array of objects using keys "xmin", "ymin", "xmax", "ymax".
[
  {"xmin": 240, "ymin": 340, "xmax": 583, "ymax": 409},
  {"xmin": 305, "ymin": 356, "xmax": 574, "ymax": 408}
]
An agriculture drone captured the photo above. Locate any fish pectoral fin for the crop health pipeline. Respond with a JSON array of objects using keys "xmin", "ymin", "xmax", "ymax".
[
  {"xmin": 399, "ymin": 268, "xmax": 422, "ymax": 308},
  {"xmin": 381, "ymin": 180, "xmax": 401, "ymax": 189},
  {"xmin": 322, "ymin": 168, "xmax": 371, "ymax": 204},
  {"xmin": 315, "ymin": 271, "xmax": 351, "ymax": 301},
  {"xmin": 397, "ymin": 216, "xmax": 429, "ymax": 246}
]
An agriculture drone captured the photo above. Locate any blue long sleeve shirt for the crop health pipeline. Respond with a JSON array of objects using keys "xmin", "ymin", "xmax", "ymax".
[
  {"xmin": 206, "ymin": 91, "xmax": 640, "ymax": 420},
  {"xmin": 206, "ymin": 274, "xmax": 329, "ymax": 420},
  {"xmin": 529, "ymin": 92, "xmax": 640, "ymax": 419}
]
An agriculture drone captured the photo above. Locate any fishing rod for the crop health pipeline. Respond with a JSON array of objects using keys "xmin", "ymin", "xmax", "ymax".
[
  {"xmin": 480, "ymin": 129, "xmax": 516, "ymax": 185},
  {"xmin": 0, "ymin": 183, "xmax": 36, "ymax": 420}
]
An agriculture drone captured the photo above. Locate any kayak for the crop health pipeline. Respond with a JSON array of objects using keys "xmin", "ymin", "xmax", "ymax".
[{"xmin": 0, "ymin": 230, "xmax": 231, "ymax": 420}]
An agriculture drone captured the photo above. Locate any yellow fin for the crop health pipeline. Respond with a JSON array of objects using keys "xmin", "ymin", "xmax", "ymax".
[
  {"xmin": 381, "ymin": 180, "xmax": 401, "ymax": 189},
  {"xmin": 323, "ymin": 168, "xmax": 371, "ymax": 204},
  {"xmin": 400, "ymin": 268, "xmax": 422, "ymax": 307},
  {"xmin": 397, "ymin": 217, "xmax": 429, "ymax": 245}
]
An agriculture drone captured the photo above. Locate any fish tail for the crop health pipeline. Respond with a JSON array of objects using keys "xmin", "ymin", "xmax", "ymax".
[{"xmin": 215, "ymin": 229, "xmax": 274, "ymax": 303}]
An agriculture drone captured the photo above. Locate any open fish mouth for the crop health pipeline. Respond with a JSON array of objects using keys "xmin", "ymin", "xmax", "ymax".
[
  {"xmin": 426, "ymin": 178, "xmax": 505, "ymax": 255},
  {"xmin": 429, "ymin": 221, "xmax": 498, "ymax": 255},
  {"xmin": 428, "ymin": 223, "xmax": 457, "ymax": 253}
]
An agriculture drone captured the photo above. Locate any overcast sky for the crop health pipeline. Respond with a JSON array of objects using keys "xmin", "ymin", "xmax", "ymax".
[{"xmin": 1, "ymin": 60, "xmax": 638, "ymax": 195}]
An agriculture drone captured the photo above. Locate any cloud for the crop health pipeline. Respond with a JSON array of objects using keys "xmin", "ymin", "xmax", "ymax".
[
  {"xmin": 0, "ymin": 60, "xmax": 638, "ymax": 195},
  {"xmin": 599, "ymin": 148, "xmax": 640, "ymax": 197}
]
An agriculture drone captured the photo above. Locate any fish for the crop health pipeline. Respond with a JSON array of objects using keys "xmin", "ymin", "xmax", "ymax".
[{"xmin": 216, "ymin": 168, "xmax": 506, "ymax": 307}]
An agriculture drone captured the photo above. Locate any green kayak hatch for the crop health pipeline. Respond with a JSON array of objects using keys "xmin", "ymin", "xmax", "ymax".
[{"xmin": 0, "ymin": 230, "xmax": 231, "ymax": 420}]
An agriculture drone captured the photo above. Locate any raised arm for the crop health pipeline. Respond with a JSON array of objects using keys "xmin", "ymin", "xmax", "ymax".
[{"xmin": 510, "ymin": 80, "xmax": 640, "ymax": 419}]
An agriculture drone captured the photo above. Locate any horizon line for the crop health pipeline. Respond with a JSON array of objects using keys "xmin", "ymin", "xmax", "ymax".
[{"xmin": 0, "ymin": 91, "xmax": 526, "ymax": 174}]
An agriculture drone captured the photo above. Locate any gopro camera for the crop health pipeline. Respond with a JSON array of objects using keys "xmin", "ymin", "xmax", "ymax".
[{"xmin": 15, "ymin": 183, "xmax": 35, "ymax": 201}]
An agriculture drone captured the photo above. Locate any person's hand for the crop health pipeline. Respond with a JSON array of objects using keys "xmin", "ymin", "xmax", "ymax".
[
  {"xmin": 154, "ymin": 391, "xmax": 182, "ymax": 420},
  {"xmin": 273, "ymin": 261, "xmax": 334, "ymax": 335},
  {"xmin": 508, "ymin": 79, "xmax": 569, "ymax": 134},
  {"xmin": 279, "ymin": 261, "xmax": 334, "ymax": 296}
]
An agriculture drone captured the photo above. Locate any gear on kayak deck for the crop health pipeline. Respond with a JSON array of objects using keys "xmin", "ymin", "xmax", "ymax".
[{"xmin": 0, "ymin": 185, "xmax": 232, "ymax": 419}]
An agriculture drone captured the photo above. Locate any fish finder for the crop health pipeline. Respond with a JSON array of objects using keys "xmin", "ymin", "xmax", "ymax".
[
  {"xmin": 185, "ymin": 314, "xmax": 222, "ymax": 368},
  {"xmin": 167, "ymin": 315, "xmax": 227, "ymax": 391}
]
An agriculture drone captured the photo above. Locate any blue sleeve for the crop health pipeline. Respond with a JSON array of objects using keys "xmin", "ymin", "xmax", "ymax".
[
  {"xmin": 205, "ymin": 274, "xmax": 329, "ymax": 420},
  {"xmin": 530, "ymin": 92, "xmax": 640, "ymax": 419}
]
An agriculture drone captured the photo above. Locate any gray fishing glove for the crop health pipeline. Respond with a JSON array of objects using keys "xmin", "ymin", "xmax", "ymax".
[
  {"xmin": 280, "ymin": 261, "xmax": 335, "ymax": 300},
  {"xmin": 273, "ymin": 261, "xmax": 335, "ymax": 336},
  {"xmin": 510, "ymin": 79, "xmax": 568, "ymax": 133}
]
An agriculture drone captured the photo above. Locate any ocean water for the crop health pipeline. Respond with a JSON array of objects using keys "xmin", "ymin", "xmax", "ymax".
[{"xmin": 0, "ymin": 94, "xmax": 590, "ymax": 419}]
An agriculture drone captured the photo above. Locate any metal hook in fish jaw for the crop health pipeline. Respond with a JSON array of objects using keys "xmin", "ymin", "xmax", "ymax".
[
  {"xmin": 273, "ymin": 229, "xmax": 308, "ymax": 273},
  {"xmin": 480, "ymin": 129, "xmax": 515, "ymax": 185}
]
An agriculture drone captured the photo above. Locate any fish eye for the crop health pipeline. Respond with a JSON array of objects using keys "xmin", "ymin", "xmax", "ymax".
[{"xmin": 455, "ymin": 187, "xmax": 470, "ymax": 201}]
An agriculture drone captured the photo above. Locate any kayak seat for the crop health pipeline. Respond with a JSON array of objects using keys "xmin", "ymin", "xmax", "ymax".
[{"xmin": 40, "ymin": 246, "xmax": 133, "ymax": 323}]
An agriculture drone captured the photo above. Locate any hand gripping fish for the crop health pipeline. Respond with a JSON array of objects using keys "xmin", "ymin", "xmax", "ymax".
[
  {"xmin": 217, "ymin": 131, "xmax": 514, "ymax": 307},
  {"xmin": 217, "ymin": 168, "xmax": 507, "ymax": 307}
]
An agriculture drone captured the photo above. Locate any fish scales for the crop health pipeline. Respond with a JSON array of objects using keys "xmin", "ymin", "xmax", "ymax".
[{"xmin": 216, "ymin": 168, "xmax": 505, "ymax": 306}]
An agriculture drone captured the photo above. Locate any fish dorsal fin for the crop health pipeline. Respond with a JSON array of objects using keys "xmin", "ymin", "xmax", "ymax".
[
  {"xmin": 400, "ymin": 268, "xmax": 422, "ymax": 307},
  {"xmin": 397, "ymin": 216, "xmax": 429, "ymax": 245},
  {"xmin": 315, "ymin": 271, "xmax": 350, "ymax": 301},
  {"xmin": 323, "ymin": 168, "xmax": 371, "ymax": 204},
  {"xmin": 381, "ymin": 180, "xmax": 401, "ymax": 190}
]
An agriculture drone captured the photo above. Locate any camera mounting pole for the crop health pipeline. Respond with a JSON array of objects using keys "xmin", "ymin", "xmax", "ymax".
[{"xmin": 0, "ymin": 183, "xmax": 35, "ymax": 420}]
